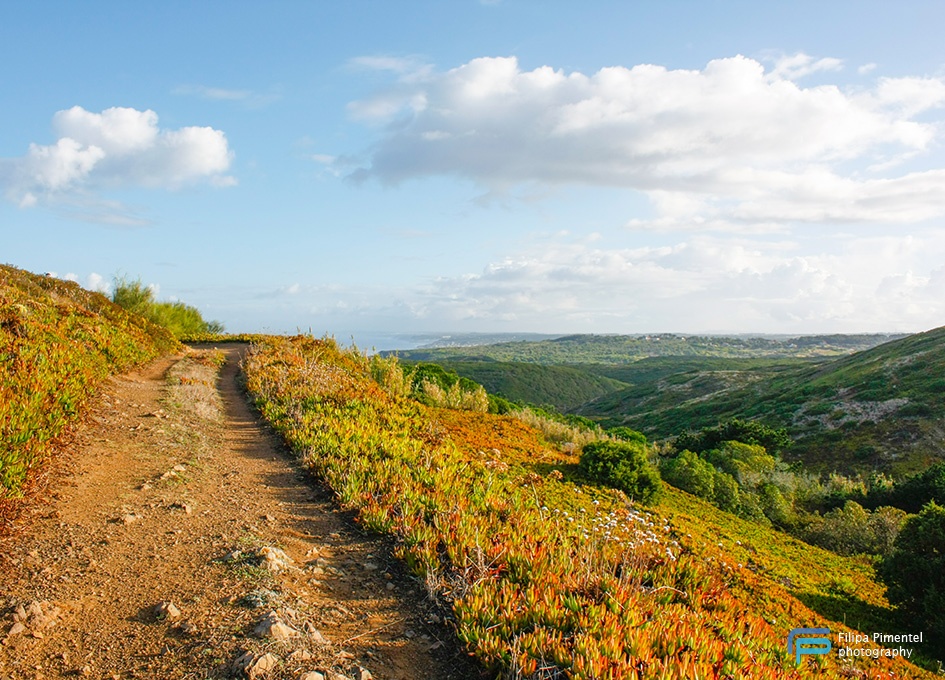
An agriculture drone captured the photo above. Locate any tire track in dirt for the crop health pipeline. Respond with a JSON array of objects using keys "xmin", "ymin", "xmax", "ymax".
[{"xmin": 0, "ymin": 347, "xmax": 483, "ymax": 680}]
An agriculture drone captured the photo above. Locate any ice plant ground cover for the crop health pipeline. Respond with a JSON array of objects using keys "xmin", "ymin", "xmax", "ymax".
[
  {"xmin": 243, "ymin": 335, "xmax": 933, "ymax": 679},
  {"xmin": 0, "ymin": 265, "xmax": 178, "ymax": 509}
]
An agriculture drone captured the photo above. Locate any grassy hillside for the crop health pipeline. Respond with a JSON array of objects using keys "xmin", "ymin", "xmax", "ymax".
[
  {"xmin": 580, "ymin": 326, "xmax": 945, "ymax": 475},
  {"xmin": 0, "ymin": 265, "xmax": 179, "ymax": 517},
  {"xmin": 578, "ymin": 356, "xmax": 815, "ymax": 387},
  {"xmin": 390, "ymin": 332, "xmax": 903, "ymax": 365},
  {"xmin": 244, "ymin": 335, "xmax": 936, "ymax": 678},
  {"xmin": 409, "ymin": 359, "xmax": 628, "ymax": 411}
]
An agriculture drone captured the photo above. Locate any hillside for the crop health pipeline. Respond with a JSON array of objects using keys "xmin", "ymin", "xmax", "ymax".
[
  {"xmin": 405, "ymin": 359, "xmax": 628, "ymax": 411},
  {"xmin": 242, "ymin": 335, "xmax": 940, "ymax": 677},
  {"xmin": 389, "ymin": 332, "xmax": 903, "ymax": 364},
  {"xmin": 0, "ymin": 264, "xmax": 179, "ymax": 518},
  {"xmin": 580, "ymin": 325, "xmax": 945, "ymax": 475}
]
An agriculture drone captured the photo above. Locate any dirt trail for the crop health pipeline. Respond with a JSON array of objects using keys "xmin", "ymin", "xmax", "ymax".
[{"xmin": 0, "ymin": 347, "xmax": 481, "ymax": 680}]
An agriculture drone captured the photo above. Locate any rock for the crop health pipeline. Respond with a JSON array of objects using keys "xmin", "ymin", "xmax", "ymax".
[
  {"xmin": 357, "ymin": 668, "xmax": 373, "ymax": 680},
  {"xmin": 385, "ymin": 582, "xmax": 395, "ymax": 591},
  {"xmin": 232, "ymin": 651, "xmax": 255, "ymax": 673},
  {"xmin": 253, "ymin": 611, "xmax": 298, "ymax": 640},
  {"xmin": 299, "ymin": 673, "xmax": 325, "ymax": 680},
  {"xmin": 308, "ymin": 627, "xmax": 329, "ymax": 645},
  {"xmin": 154, "ymin": 601, "xmax": 181, "ymax": 620},
  {"xmin": 287, "ymin": 650, "xmax": 313, "ymax": 662},
  {"xmin": 174, "ymin": 620, "xmax": 197, "ymax": 635},
  {"xmin": 246, "ymin": 652, "xmax": 279, "ymax": 678},
  {"xmin": 121, "ymin": 513, "xmax": 140, "ymax": 525},
  {"xmin": 258, "ymin": 546, "xmax": 294, "ymax": 573},
  {"xmin": 270, "ymin": 621, "xmax": 298, "ymax": 640},
  {"xmin": 233, "ymin": 651, "xmax": 280, "ymax": 678},
  {"xmin": 10, "ymin": 600, "xmax": 61, "ymax": 632}
]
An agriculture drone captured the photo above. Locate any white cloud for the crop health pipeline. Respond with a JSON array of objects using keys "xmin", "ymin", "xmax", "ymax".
[
  {"xmin": 767, "ymin": 52, "xmax": 844, "ymax": 81},
  {"xmin": 397, "ymin": 232, "xmax": 945, "ymax": 333},
  {"xmin": 85, "ymin": 272, "xmax": 110, "ymax": 294},
  {"xmin": 173, "ymin": 84, "xmax": 281, "ymax": 107},
  {"xmin": 348, "ymin": 54, "xmax": 945, "ymax": 226},
  {"xmin": 1, "ymin": 106, "xmax": 235, "ymax": 211},
  {"xmin": 55, "ymin": 271, "xmax": 111, "ymax": 294}
]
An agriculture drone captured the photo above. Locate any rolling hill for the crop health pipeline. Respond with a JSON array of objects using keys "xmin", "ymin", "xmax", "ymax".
[
  {"xmin": 389, "ymin": 332, "xmax": 904, "ymax": 364},
  {"xmin": 578, "ymin": 325, "xmax": 945, "ymax": 475},
  {"xmin": 402, "ymin": 359, "xmax": 628, "ymax": 411}
]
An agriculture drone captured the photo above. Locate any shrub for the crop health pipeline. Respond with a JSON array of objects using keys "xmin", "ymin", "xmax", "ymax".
[
  {"xmin": 712, "ymin": 470, "xmax": 741, "ymax": 512},
  {"xmin": 879, "ymin": 502, "xmax": 945, "ymax": 659},
  {"xmin": 887, "ymin": 462, "xmax": 945, "ymax": 513},
  {"xmin": 111, "ymin": 276, "xmax": 223, "ymax": 338},
  {"xmin": 579, "ymin": 440, "xmax": 662, "ymax": 504},
  {"xmin": 674, "ymin": 418, "xmax": 791, "ymax": 455},
  {"xmin": 513, "ymin": 407, "xmax": 603, "ymax": 451},
  {"xmin": 608, "ymin": 426, "xmax": 648, "ymax": 446},
  {"xmin": 661, "ymin": 449, "xmax": 715, "ymax": 499}
]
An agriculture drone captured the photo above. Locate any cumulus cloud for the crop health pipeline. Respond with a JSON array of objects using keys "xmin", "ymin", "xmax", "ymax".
[
  {"xmin": 55, "ymin": 272, "xmax": 111, "ymax": 294},
  {"xmin": 1, "ymin": 106, "xmax": 235, "ymax": 210},
  {"xmin": 348, "ymin": 54, "xmax": 945, "ymax": 226},
  {"xmin": 399, "ymin": 232, "xmax": 945, "ymax": 333}
]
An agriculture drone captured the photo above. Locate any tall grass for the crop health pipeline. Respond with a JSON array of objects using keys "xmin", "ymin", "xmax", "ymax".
[{"xmin": 112, "ymin": 276, "xmax": 223, "ymax": 339}]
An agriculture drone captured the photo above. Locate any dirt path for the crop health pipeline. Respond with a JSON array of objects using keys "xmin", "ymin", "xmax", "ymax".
[{"xmin": 0, "ymin": 348, "xmax": 482, "ymax": 680}]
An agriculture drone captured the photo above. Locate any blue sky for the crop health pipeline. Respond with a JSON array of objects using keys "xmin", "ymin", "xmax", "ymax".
[{"xmin": 3, "ymin": 1, "xmax": 945, "ymax": 347}]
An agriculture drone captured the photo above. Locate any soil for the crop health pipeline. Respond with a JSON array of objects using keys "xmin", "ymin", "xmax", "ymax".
[{"xmin": 0, "ymin": 347, "xmax": 485, "ymax": 680}]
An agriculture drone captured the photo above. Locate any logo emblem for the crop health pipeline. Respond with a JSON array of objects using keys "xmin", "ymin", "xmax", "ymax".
[{"xmin": 788, "ymin": 628, "xmax": 831, "ymax": 664}]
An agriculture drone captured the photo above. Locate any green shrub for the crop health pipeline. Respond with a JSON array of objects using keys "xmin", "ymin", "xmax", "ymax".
[
  {"xmin": 888, "ymin": 462, "xmax": 945, "ymax": 513},
  {"xmin": 111, "ymin": 276, "xmax": 223, "ymax": 338},
  {"xmin": 879, "ymin": 502, "xmax": 945, "ymax": 659},
  {"xmin": 608, "ymin": 426, "xmax": 648, "ymax": 446},
  {"xmin": 712, "ymin": 470, "xmax": 741, "ymax": 512},
  {"xmin": 673, "ymin": 418, "xmax": 791, "ymax": 455},
  {"xmin": 661, "ymin": 449, "xmax": 715, "ymax": 499},
  {"xmin": 579, "ymin": 440, "xmax": 662, "ymax": 504}
]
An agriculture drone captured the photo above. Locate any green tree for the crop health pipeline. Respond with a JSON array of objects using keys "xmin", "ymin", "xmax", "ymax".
[
  {"xmin": 879, "ymin": 502, "xmax": 945, "ymax": 659},
  {"xmin": 888, "ymin": 462, "xmax": 945, "ymax": 513},
  {"xmin": 712, "ymin": 470, "xmax": 740, "ymax": 512},
  {"xmin": 661, "ymin": 449, "xmax": 715, "ymax": 499},
  {"xmin": 674, "ymin": 418, "xmax": 791, "ymax": 455},
  {"xmin": 580, "ymin": 440, "xmax": 662, "ymax": 504},
  {"xmin": 704, "ymin": 441, "xmax": 776, "ymax": 485}
]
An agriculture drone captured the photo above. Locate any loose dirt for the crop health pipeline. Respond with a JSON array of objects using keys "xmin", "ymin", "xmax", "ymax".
[{"xmin": 0, "ymin": 347, "xmax": 484, "ymax": 680}]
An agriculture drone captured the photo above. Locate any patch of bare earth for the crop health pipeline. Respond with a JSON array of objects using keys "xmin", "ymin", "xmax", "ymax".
[{"xmin": 0, "ymin": 347, "xmax": 483, "ymax": 680}]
